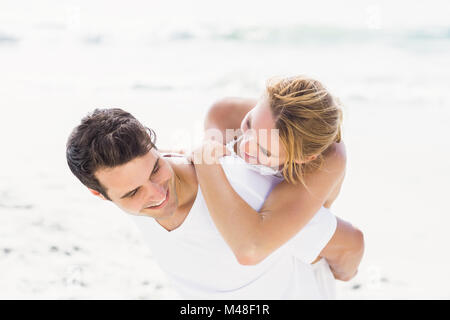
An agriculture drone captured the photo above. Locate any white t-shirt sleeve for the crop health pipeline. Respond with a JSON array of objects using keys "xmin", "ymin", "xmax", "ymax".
[{"xmin": 283, "ymin": 207, "xmax": 337, "ymax": 264}]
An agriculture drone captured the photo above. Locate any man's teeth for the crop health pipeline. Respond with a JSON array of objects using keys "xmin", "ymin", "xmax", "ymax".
[{"xmin": 148, "ymin": 195, "xmax": 166, "ymax": 207}]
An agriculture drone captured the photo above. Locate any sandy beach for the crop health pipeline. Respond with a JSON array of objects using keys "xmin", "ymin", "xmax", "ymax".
[{"xmin": 1, "ymin": 0, "xmax": 449, "ymax": 299}]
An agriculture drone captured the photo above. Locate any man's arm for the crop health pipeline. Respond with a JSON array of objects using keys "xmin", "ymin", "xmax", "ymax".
[{"xmin": 316, "ymin": 217, "xmax": 365, "ymax": 281}]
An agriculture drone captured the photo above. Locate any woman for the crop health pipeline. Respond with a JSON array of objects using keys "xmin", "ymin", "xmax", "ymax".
[{"xmin": 193, "ymin": 75, "xmax": 364, "ymax": 281}]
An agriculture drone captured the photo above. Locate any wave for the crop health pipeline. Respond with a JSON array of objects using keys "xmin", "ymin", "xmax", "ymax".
[
  {"xmin": 131, "ymin": 83, "xmax": 174, "ymax": 91},
  {"xmin": 163, "ymin": 25, "xmax": 450, "ymax": 44},
  {"xmin": 0, "ymin": 33, "xmax": 20, "ymax": 45},
  {"xmin": 2, "ymin": 24, "xmax": 449, "ymax": 47}
]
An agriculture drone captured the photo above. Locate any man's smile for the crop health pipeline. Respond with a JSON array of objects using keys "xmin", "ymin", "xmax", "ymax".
[{"xmin": 144, "ymin": 189, "xmax": 169, "ymax": 210}]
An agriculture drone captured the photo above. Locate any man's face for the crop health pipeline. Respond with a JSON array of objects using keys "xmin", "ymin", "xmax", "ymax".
[{"xmin": 93, "ymin": 149, "xmax": 178, "ymax": 220}]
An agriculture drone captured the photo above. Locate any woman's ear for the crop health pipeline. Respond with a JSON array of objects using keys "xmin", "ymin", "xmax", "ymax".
[
  {"xmin": 88, "ymin": 188, "xmax": 107, "ymax": 200},
  {"xmin": 293, "ymin": 154, "xmax": 317, "ymax": 165}
]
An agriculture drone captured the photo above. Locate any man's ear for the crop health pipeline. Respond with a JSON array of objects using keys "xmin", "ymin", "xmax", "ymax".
[{"xmin": 88, "ymin": 188, "xmax": 107, "ymax": 200}]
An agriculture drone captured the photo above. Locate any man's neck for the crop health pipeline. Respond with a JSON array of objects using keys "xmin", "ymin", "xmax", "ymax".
[{"xmin": 173, "ymin": 158, "xmax": 198, "ymax": 214}]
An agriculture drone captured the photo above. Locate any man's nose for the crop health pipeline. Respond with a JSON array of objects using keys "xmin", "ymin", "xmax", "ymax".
[{"xmin": 146, "ymin": 182, "xmax": 166, "ymax": 200}]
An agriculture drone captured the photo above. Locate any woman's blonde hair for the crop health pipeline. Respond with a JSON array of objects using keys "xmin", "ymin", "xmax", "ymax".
[{"xmin": 266, "ymin": 75, "xmax": 343, "ymax": 186}]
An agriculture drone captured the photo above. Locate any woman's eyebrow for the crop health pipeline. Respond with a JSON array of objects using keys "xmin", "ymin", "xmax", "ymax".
[
  {"xmin": 247, "ymin": 113, "xmax": 273, "ymax": 157},
  {"xmin": 259, "ymin": 145, "xmax": 271, "ymax": 157}
]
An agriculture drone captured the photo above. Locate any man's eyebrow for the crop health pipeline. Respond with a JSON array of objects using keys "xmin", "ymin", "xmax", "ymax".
[
  {"xmin": 150, "ymin": 157, "xmax": 160, "ymax": 176},
  {"xmin": 120, "ymin": 187, "xmax": 139, "ymax": 199},
  {"xmin": 120, "ymin": 156, "xmax": 160, "ymax": 199}
]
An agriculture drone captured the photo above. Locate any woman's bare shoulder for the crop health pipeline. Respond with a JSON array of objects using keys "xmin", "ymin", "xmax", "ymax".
[
  {"xmin": 322, "ymin": 141, "xmax": 347, "ymax": 173},
  {"xmin": 270, "ymin": 141, "xmax": 346, "ymax": 195}
]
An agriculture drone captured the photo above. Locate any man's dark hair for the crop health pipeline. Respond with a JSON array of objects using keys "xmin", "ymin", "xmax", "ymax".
[{"xmin": 66, "ymin": 108, "xmax": 157, "ymax": 200}]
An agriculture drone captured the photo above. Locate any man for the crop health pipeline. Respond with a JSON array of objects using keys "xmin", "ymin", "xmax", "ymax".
[{"xmin": 66, "ymin": 107, "xmax": 363, "ymax": 299}]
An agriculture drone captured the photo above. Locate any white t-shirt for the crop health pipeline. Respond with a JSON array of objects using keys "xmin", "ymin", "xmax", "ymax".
[{"xmin": 131, "ymin": 156, "xmax": 337, "ymax": 299}]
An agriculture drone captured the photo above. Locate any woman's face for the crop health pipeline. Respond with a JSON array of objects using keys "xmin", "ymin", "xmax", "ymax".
[{"xmin": 239, "ymin": 95, "xmax": 287, "ymax": 168}]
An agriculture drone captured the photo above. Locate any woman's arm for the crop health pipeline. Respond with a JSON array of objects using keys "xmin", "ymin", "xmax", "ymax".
[
  {"xmin": 204, "ymin": 97, "xmax": 257, "ymax": 144},
  {"xmin": 323, "ymin": 174, "xmax": 344, "ymax": 209},
  {"xmin": 194, "ymin": 140, "xmax": 347, "ymax": 265},
  {"xmin": 200, "ymin": 100, "xmax": 364, "ymax": 279},
  {"xmin": 317, "ymin": 217, "xmax": 365, "ymax": 281}
]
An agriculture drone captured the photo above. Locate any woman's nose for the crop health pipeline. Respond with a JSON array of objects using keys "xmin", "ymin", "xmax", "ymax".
[{"xmin": 242, "ymin": 132, "xmax": 258, "ymax": 155}]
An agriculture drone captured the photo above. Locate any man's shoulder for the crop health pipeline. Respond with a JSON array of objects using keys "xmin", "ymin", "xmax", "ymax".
[{"xmin": 165, "ymin": 154, "xmax": 199, "ymax": 190}]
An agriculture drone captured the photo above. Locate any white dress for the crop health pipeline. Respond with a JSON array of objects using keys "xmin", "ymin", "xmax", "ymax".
[{"xmin": 222, "ymin": 138, "xmax": 337, "ymax": 299}]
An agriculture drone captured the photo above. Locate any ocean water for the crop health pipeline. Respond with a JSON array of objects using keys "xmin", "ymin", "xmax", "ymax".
[{"xmin": 1, "ymin": 0, "xmax": 449, "ymax": 299}]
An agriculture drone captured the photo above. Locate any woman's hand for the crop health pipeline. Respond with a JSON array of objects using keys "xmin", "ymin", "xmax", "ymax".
[{"xmin": 191, "ymin": 139, "xmax": 231, "ymax": 165}]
